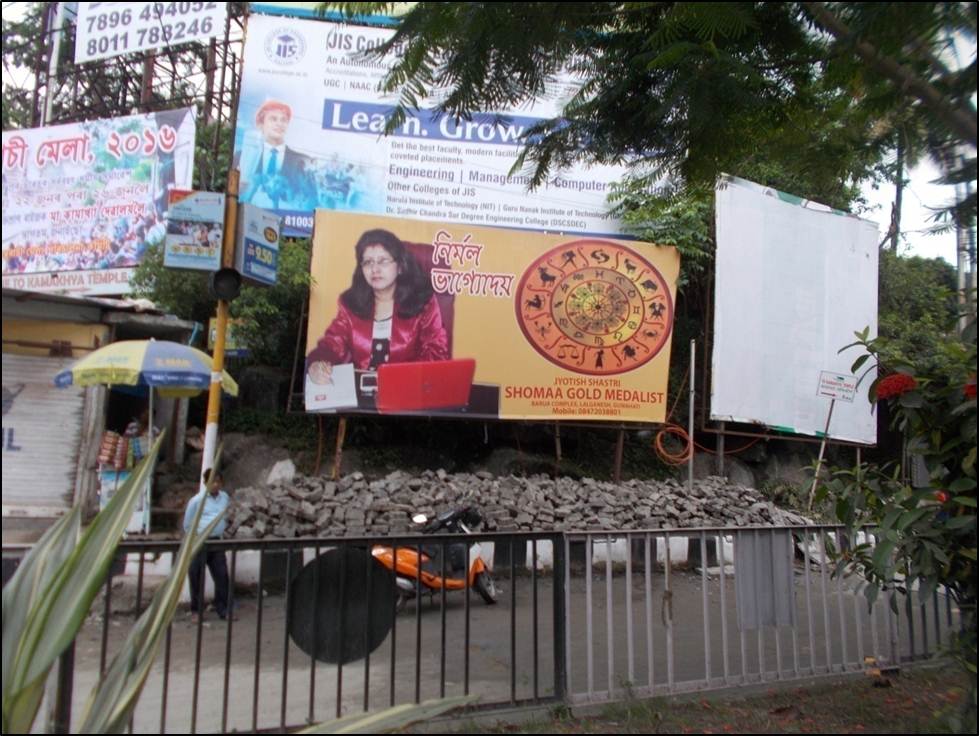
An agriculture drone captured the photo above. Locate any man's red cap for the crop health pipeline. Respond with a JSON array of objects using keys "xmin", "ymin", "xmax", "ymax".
[{"xmin": 255, "ymin": 99, "xmax": 292, "ymax": 125}]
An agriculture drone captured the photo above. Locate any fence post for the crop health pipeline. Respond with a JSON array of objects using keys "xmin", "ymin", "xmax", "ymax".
[
  {"xmin": 51, "ymin": 642, "xmax": 75, "ymax": 734},
  {"xmin": 552, "ymin": 533, "xmax": 568, "ymax": 702}
]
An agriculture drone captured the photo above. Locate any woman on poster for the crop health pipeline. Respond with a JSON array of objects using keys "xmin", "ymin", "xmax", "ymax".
[{"xmin": 306, "ymin": 229, "xmax": 449, "ymax": 383}]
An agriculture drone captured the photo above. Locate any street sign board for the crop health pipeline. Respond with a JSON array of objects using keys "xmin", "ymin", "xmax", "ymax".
[{"xmin": 817, "ymin": 371, "xmax": 858, "ymax": 403}]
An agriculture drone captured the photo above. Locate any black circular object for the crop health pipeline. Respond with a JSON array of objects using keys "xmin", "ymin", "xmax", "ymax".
[
  {"xmin": 288, "ymin": 547, "xmax": 395, "ymax": 664},
  {"xmin": 209, "ymin": 267, "xmax": 242, "ymax": 300}
]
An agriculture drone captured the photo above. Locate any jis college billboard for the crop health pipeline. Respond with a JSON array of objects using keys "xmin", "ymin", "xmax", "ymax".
[{"xmin": 234, "ymin": 13, "xmax": 634, "ymax": 238}]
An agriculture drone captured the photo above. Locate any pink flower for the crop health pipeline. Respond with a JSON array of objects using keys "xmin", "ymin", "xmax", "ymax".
[{"xmin": 876, "ymin": 373, "xmax": 917, "ymax": 400}]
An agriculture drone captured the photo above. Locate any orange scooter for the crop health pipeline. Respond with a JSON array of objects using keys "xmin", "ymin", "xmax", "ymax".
[{"xmin": 371, "ymin": 506, "xmax": 498, "ymax": 612}]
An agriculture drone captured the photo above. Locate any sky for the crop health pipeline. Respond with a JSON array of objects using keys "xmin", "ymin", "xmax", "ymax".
[
  {"xmin": 859, "ymin": 158, "xmax": 962, "ymax": 264},
  {"xmin": 1, "ymin": 1, "xmax": 972, "ymax": 266}
]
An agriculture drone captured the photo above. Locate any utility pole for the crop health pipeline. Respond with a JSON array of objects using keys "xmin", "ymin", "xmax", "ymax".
[
  {"xmin": 200, "ymin": 170, "xmax": 240, "ymax": 484},
  {"xmin": 955, "ymin": 150, "xmax": 977, "ymax": 335}
]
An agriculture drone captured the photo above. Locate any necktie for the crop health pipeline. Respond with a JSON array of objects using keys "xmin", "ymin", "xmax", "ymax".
[{"xmin": 266, "ymin": 148, "xmax": 278, "ymax": 176}]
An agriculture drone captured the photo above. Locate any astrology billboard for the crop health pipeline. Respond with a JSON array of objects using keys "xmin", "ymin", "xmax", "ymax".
[
  {"xmin": 235, "ymin": 13, "xmax": 634, "ymax": 237},
  {"xmin": 304, "ymin": 211, "xmax": 680, "ymax": 423},
  {"xmin": 1, "ymin": 108, "xmax": 196, "ymax": 295}
]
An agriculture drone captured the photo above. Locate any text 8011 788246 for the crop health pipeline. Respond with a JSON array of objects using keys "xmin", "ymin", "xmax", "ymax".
[{"xmin": 75, "ymin": 2, "xmax": 225, "ymax": 64}]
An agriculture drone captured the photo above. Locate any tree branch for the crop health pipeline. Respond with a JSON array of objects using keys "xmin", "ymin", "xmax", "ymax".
[{"xmin": 803, "ymin": 1, "xmax": 977, "ymax": 147}]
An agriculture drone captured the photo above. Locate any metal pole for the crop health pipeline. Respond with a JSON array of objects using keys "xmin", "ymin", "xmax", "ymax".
[
  {"xmin": 200, "ymin": 170, "xmax": 239, "ymax": 485},
  {"xmin": 554, "ymin": 421, "xmax": 562, "ymax": 474},
  {"xmin": 43, "ymin": 2, "xmax": 66, "ymax": 125},
  {"xmin": 955, "ymin": 149, "xmax": 977, "ymax": 335},
  {"xmin": 717, "ymin": 420, "xmax": 725, "ymax": 478},
  {"xmin": 147, "ymin": 387, "xmax": 154, "ymax": 533},
  {"xmin": 613, "ymin": 428, "xmax": 625, "ymax": 483},
  {"xmin": 688, "ymin": 339, "xmax": 696, "ymax": 493},
  {"xmin": 808, "ymin": 399, "xmax": 835, "ymax": 510},
  {"xmin": 333, "ymin": 417, "xmax": 347, "ymax": 481},
  {"xmin": 50, "ymin": 642, "xmax": 74, "ymax": 734}
]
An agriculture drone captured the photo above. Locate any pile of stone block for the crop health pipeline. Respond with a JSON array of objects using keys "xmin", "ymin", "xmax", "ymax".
[{"xmin": 226, "ymin": 470, "xmax": 811, "ymax": 539}]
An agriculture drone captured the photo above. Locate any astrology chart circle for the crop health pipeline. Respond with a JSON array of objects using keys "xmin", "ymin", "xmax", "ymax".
[{"xmin": 515, "ymin": 240, "xmax": 673, "ymax": 376}]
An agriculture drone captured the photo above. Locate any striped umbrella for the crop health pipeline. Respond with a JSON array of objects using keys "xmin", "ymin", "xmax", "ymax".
[
  {"xmin": 55, "ymin": 339, "xmax": 238, "ymax": 533},
  {"xmin": 54, "ymin": 339, "xmax": 238, "ymax": 397}
]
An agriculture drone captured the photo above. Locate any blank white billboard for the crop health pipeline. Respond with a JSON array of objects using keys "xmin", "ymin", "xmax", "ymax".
[{"xmin": 711, "ymin": 175, "xmax": 879, "ymax": 445}]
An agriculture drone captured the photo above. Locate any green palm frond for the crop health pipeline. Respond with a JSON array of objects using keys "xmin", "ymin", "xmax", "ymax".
[
  {"xmin": 297, "ymin": 694, "xmax": 477, "ymax": 734},
  {"xmin": 2, "ymin": 436, "xmax": 163, "ymax": 733}
]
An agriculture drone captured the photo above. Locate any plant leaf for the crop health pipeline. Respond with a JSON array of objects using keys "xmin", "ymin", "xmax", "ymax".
[
  {"xmin": 22, "ymin": 438, "xmax": 162, "ymax": 689},
  {"xmin": 297, "ymin": 695, "xmax": 477, "ymax": 734},
  {"xmin": 948, "ymin": 477, "xmax": 976, "ymax": 492},
  {"xmin": 2, "ymin": 507, "xmax": 81, "ymax": 732},
  {"xmin": 2, "ymin": 437, "xmax": 163, "ymax": 733},
  {"xmin": 78, "ymin": 508, "xmax": 223, "ymax": 733},
  {"xmin": 78, "ymin": 443, "xmax": 226, "ymax": 734},
  {"xmin": 944, "ymin": 515, "xmax": 976, "ymax": 530}
]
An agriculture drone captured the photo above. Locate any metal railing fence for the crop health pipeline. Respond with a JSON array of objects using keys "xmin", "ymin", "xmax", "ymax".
[
  {"xmin": 3, "ymin": 523, "xmax": 960, "ymax": 732},
  {"xmin": 564, "ymin": 525, "xmax": 958, "ymax": 704}
]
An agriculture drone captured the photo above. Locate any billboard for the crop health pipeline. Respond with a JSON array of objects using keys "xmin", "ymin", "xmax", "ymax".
[
  {"xmin": 1, "ymin": 108, "xmax": 196, "ymax": 295},
  {"xmin": 304, "ymin": 211, "xmax": 679, "ymax": 422},
  {"xmin": 236, "ymin": 203, "xmax": 281, "ymax": 286},
  {"xmin": 235, "ymin": 14, "xmax": 634, "ymax": 237},
  {"xmin": 164, "ymin": 190, "xmax": 225, "ymax": 271},
  {"xmin": 75, "ymin": 2, "xmax": 227, "ymax": 64},
  {"xmin": 711, "ymin": 175, "xmax": 879, "ymax": 444}
]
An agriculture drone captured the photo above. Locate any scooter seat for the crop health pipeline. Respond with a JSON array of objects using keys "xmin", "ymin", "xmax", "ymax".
[{"xmin": 417, "ymin": 543, "xmax": 468, "ymax": 577}]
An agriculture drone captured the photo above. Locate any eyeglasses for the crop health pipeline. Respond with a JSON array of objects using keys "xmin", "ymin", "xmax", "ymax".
[{"xmin": 361, "ymin": 257, "xmax": 395, "ymax": 269}]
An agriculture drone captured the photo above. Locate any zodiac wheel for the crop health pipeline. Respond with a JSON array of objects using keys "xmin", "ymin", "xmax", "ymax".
[{"xmin": 515, "ymin": 239, "xmax": 673, "ymax": 375}]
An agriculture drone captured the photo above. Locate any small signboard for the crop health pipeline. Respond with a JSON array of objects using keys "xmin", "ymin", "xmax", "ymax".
[
  {"xmin": 164, "ymin": 190, "xmax": 225, "ymax": 271},
  {"xmin": 817, "ymin": 371, "xmax": 858, "ymax": 403},
  {"xmin": 236, "ymin": 204, "xmax": 281, "ymax": 286},
  {"xmin": 75, "ymin": 2, "xmax": 227, "ymax": 64},
  {"xmin": 99, "ymin": 469, "xmax": 150, "ymax": 534}
]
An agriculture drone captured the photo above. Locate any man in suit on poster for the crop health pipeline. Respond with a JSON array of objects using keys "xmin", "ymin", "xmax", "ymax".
[{"xmin": 234, "ymin": 99, "xmax": 316, "ymax": 209}]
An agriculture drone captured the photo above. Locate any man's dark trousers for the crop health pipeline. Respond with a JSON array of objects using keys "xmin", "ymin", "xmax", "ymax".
[{"xmin": 189, "ymin": 546, "xmax": 230, "ymax": 617}]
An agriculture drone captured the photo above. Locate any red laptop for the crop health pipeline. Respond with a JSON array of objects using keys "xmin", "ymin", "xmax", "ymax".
[{"xmin": 375, "ymin": 359, "xmax": 476, "ymax": 413}]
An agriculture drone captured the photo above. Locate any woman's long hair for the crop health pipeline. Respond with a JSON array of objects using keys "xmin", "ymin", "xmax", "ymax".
[{"xmin": 340, "ymin": 229, "xmax": 433, "ymax": 319}]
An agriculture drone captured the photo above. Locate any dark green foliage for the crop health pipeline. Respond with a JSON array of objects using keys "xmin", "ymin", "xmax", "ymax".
[
  {"xmin": 878, "ymin": 249, "xmax": 959, "ymax": 373},
  {"xmin": 2, "ymin": 3, "xmax": 45, "ymax": 129},
  {"xmin": 321, "ymin": 1, "xmax": 974, "ymax": 240},
  {"xmin": 129, "ymin": 238, "xmax": 312, "ymax": 370},
  {"xmin": 193, "ymin": 121, "xmax": 237, "ymax": 193},
  {"xmin": 821, "ymin": 324, "xmax": 977, "ymax": 731},
  {"xmin": 221, "ymin": 407, "xmax": 318, "ymax": 452}
]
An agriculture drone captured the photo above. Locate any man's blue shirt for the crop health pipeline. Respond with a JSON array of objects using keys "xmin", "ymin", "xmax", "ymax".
[{"xmin": 183, "ymin": 490, "xmax": 229, "ymax": 538}]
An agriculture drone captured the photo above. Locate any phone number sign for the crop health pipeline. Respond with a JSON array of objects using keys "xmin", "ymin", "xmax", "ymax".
[{"xmin": 75, "ymin": 2, "xmax": 226, "ymax": 64}]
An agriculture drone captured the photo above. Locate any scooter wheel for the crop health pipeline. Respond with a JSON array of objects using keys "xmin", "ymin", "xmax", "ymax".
[
  {"xmin": 395, "ymin": 589, "xmax": 408, "ymax": 614},
  {"xmin": 474, "ymin": 571, "xmax": 498, "ymax": 605}
]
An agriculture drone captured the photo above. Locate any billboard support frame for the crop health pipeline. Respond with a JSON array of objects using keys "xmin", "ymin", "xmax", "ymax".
[{"xmin": 807, "ymin": 399, "xmax": 836, "ymax": 510}]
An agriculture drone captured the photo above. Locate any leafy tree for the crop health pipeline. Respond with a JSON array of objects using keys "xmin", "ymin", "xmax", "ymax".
[
  {"xmin": 2, "ymin": 3, "xmax": 234, "ymax": 131},
  {"xmin": 804, "ymin": 2, "xmax": 977, "ymax": 231},
  {"xmin": 326, "ymin": 6, "xmax": 969, "ymax": 172},
  {"xmin": 345, "ymin": 5, "xmax": 866, "ymax": 183},
  {"xmin": 1, "ymin": 3, "xmax": 46, "ymax": 129},
  {"xmin": 129, "ymin": 238, "xmax": 312, "ymax": 370},
  {"xmin": 318, "ymin": 1, "xmax": 974, "ymax": 437},
  {"xmin": 878, "ymin": 249, "xmax": 959, "ymax": 371},
  {"xmin": 822, "ymin": 326, "xmax": 976, "ymax": 732}
]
